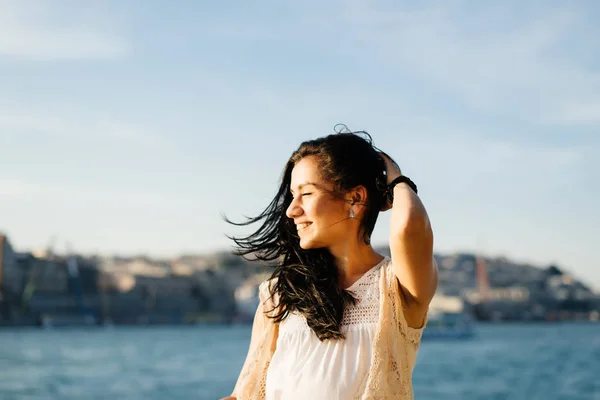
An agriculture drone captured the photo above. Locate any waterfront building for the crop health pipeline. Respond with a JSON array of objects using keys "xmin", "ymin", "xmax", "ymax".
[
  {"xmin": 0, "ymin": 234, "xmax": 24, "ymax": 321},
  {"xmin": 0, "ymin": 234, "xmax": 22, "ymax": 299}
]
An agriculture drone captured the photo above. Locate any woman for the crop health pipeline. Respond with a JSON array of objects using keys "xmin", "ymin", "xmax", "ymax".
[{"xmin": 222, "ymin": 127, "xmax": 438, "ymax": 399}]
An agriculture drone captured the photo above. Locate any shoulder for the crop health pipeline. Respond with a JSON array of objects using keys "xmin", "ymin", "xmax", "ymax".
[
  {"xmin": 382, "ymin": 257, "xmax": 396, "ymax": 286},
  {"xmin": 258, "ymin": 278, "xmax": 279, "ymax": 315},
  {"xmin": 258, "ymin": 278, "xmax": 277, "ymax": 298}
]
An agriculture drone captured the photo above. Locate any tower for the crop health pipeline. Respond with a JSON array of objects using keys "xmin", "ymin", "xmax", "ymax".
[{"xmin": 476, "ymin": 255, "xmax": 490, "ymax": 302}]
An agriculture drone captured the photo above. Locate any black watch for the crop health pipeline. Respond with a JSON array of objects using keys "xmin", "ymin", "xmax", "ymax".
[{"xmin": 385, "ymin": 176, "xmax": 418, "ymax": 203}]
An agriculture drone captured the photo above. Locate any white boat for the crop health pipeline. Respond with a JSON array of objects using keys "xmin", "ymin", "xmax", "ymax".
[
  {"xmin": 422, "ymin": 310, "xmax": 475, "ymax": 339},
  {"xmin": 422, "ymin": 294, "xmax": 475, "ymax": 340}
]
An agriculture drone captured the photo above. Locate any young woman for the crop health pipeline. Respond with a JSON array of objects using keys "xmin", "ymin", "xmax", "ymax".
[{"xmin": 222, "ymin": 128, "xmax": 438, "ymax": 399}]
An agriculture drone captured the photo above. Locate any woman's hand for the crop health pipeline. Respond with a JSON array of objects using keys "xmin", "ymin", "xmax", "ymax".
[{"xmin": 379, "ymin": 152, "xmax": 402, "ymax": 212}]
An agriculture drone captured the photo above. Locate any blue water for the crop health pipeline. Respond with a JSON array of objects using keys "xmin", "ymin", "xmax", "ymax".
[{"xmin": 0, "ymin": 323, "xmax": 598, "ymax": 399}]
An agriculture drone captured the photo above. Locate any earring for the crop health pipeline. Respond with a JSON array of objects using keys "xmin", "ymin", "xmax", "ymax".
[{"xmin": 349, "ymin": 208, "xmax": 355, "ymax": 219}]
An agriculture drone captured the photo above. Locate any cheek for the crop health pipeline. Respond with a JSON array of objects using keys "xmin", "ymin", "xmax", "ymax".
[
  {"xmin": 305, "ymin": 195, "xmax": 346, "ymax": 222},
  {"xmin": 314, "ymin": 200, "xmax": 346, "ymax": 222},
  {"xmin": 311, "ymin": 199, "xmax": 333, "ymax": 217}
]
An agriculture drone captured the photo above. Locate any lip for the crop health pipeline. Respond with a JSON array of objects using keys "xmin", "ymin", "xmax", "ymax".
[{"xmin": 296, "ymin": 222, "xmax": 312, "ymax": 231}]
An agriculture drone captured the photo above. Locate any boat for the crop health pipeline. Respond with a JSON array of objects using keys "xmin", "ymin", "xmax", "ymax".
[
  {"xmin": 421, "ymin": 294, "xmax": 475, "ymax": 340},
  {"xmin": 422, "ymin": 310, "xmax": 475, "ymax": 339},
  {"xmin": 38, "ymin": 313, "xmax": 98, "ymax": 328}
]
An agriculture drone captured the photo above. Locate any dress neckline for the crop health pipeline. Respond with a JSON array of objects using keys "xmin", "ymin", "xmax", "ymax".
[{"xmin": 345, "ymin": 256, "xmax": 388, "ymax": 291}]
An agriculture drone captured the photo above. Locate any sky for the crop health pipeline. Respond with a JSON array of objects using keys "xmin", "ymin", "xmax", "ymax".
[{"xmin": 1, "ymin": 1, "xmax": 599, "ymax": 289}]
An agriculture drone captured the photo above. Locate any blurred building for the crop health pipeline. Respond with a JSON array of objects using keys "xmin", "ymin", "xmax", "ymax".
[
  {"xmin": 95, "ymin": 256, "xmax": 236, "ymax": 324},
  {"xmin": 0, "ymin": 234, "xmax": 22, "ymax": 297},
  {"xmin": 0, "ymin": 234, "xmax": 24, "ymax": 321}
]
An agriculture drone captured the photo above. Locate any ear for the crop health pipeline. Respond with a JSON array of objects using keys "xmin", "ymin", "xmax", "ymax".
[{"xmin": 349, "ymin": 185, "xmax": 368, "ymax": 206}]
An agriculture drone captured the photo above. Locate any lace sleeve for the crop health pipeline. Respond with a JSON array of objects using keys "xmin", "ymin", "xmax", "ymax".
[
  {"xmin": 231, "ymin": 280, "xmax": 279, "ymax": 399},
  {"xmin": 385, "ymin": 263, "xmax": 427, "ymax": 345}
]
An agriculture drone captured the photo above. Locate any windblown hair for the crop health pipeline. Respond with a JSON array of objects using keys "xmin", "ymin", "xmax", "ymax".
[{"xmin": 226, "ymin": 126, "xmax": 398, "ymax": 340}]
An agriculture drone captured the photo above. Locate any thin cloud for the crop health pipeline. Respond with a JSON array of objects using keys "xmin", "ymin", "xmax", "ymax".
[
  {"xmin": 0, "ymin": 114, "xmax": 67, "ymax": 134},
  {"xmin": 0, "ymin": 178, "xmax": 195, "ymax": 209},
  {"xmin": 209, "ymin": 2, "xmax": 599, "ymax": 126},
  {"xmin": 549, "ymin": 101, "xmax": 600, "ymax": 125},
  {"xmin": 0, "ymin": 111, "xmax": 172, "ymax": 150},
  {"xmin": 0, "ymin": 0, "xmax": 129, "ymax": 60},
  {"xmin": 402, "ymin": 134, "xmax": 585, "ymax": 180},
  {"xmin": 190, "ymin": 0, "xmax": 600, "ymax": 124},
  {"xmin": 338, "ymin": 3, "xmax": 599, "ymax": 120},
  {"xmin": 481, "ymin": 140, "xmax": 584, "ymax": 168},
  {"xmin": 0, "ymin": 179, "xmax": 38, "ymax": 197}
]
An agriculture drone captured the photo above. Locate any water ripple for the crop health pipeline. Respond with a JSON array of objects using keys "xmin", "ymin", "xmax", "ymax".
[{"xmin": 0, "ymin": 323, "xmax": 598, "ymax": 399}]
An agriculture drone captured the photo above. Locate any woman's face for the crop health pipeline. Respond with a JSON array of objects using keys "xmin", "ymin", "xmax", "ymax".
[{"xmin": 286, "ymin": 156, "xmax": 353, "ymax": 250}]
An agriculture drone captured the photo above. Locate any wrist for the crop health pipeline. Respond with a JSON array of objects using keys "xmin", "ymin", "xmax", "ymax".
[
  {"xmin": 384, "ymin": 176, "xmax": 418, "ymax": 204},
  {"xmin": 388, "ymin": 176, "xmax": 417, "ymax": 194},
  {"xmin": 393, "ymin": 182, "xmax": 411, "ymax": 191}
]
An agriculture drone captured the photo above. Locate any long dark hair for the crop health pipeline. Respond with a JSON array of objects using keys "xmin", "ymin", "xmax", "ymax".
[{"xmin": 226, "ymin": 126, "xmax": 395, "ymax": 340}]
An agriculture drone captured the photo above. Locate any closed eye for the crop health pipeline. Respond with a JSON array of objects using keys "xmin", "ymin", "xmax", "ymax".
[{"xmin": 290, "ymin": 191, "xmax": 313, "ymax": 199}]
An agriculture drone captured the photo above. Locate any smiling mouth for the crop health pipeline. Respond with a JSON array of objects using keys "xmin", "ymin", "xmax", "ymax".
[{"xmin": 297, "ymin": 222, "xmax": 312, "ymax": 231}]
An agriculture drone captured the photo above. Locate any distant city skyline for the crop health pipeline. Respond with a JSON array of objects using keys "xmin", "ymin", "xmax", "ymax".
[{"xmin": 1, "ymin": 1, "xmax": 599, "ymax": 290}]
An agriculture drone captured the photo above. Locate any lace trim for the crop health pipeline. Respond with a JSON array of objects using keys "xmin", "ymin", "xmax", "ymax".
[
  {"xmin": 278, "ymin": 259, "xmax": 425, "ymax": 344},
  {"xmin": 279, "ymin": 262, "xmax": 384, "ymax": 335},
  {"xmin": 342, "ymin": 262, "xmax": 383, "ymax": 326},
  {"xmin": 357, "ymin": 259, "xmax": 426, "ymax": 399},
  {"xmin": 384, "ymin": 262, "xmax": 425, "ymax": 345}
]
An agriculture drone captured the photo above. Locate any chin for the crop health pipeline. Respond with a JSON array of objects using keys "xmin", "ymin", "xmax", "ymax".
[
  {"xmin": 299, "ymin": 237, "xmax": 326, "ymax": 250},
  {"xmin": 299, "ymin": 241, "xmax": 315, "ymax": 250}
]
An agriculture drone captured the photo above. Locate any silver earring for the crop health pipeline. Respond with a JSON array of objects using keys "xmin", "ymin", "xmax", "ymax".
[{"xmin": 349, "ymin": 209, "xmax": 355, "ymax": 219}]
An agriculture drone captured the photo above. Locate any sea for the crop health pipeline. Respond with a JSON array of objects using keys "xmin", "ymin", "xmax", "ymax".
[{"xmin": 0, "ymin": 323, "xmax": 598, "ymax": 400}]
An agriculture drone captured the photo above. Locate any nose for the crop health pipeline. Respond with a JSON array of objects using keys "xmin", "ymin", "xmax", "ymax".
[{"xmin": 286, "ymin": 197, "xmax": 303, "ymax": 219}]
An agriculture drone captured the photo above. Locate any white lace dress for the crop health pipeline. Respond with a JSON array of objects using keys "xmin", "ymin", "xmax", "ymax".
[{"xmin": 265, "ymin": 257, "xmax": 389, "ymax": 400}]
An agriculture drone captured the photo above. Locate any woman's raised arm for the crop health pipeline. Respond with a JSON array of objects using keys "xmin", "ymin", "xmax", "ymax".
[{"xmin": 381, "ymin": 154, "xmax": 438, "ymax": 328}]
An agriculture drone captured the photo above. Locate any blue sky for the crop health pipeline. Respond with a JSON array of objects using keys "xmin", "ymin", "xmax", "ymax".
[{"xmin": 1, "ymin": 1, "xmax": 599, "ymax": 289}]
